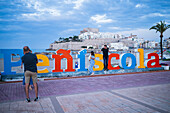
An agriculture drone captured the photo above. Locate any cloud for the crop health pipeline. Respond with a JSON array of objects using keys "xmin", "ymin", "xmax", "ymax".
[
  {"xmin": 73, "ymin": 0, "xmax": 86, "ymax": 9},
  {"xmin": 59, "ymin": 28, "xmax": 81, "ymax": 37},
  {"xmin": 64, "ymin": 0, "xmax": 86, "ymax": 10},
  {"xmin": 165, "ymin": 21, "xmax": 170, "ymax": 25},
  {"xmin": 140, "ymin": 13, "xmax": 166, "ymax": 19},
  {"xmin": 120, "ymin": 0, "xmax": 131, "ymax": 3},
  {"xmin": 135, "ymin": 4, "xmax": 145, "ymax": 8},
  {"xmin": 0, "ymin": 25, "xmax": 24, "ymax": 31},
  {"xmin": 19, "ymin": 0, "xmax": 88, "ymax": 21},
  {"xmin": 0, "ymin": 18, "xmax": 16, "ymax": 22},
  {"xmin": 19, "ymin": 0, "xmax": 61, "ymax": 21},
  {"xmin": 90, "ymin": 14, "xmax": 114, "ymax": 24},
  {"xmin": 119, "ymin": 0, "xmax": 133, "ymax": 5},
  {"xmin": 64, "ymin": 0, "xmax": 74, "ymax": 4},
  {"xmin": 66, "ymin": 11, "xmax": 74, "ymax": 15},
  {"xmin": 98, "ymin": 25, "xmax": 102, "ymax": 28},
  {"xmin": 108, "ymin": 27, "xmax": 131, "ymax": 30},
  {"xmin": 108, "ymin": 27, "xmax": 120, "ymax": 30}
]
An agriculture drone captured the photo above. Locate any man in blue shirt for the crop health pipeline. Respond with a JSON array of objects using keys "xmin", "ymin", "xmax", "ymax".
[{"xmin": 21, "ymin": 46, "xmax": 39, "ymax": 102}]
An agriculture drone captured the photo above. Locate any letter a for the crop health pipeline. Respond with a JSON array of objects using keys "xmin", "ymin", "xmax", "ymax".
[{"xmin": 147, "ymin": 53, "xmax": 161, "ymax": 68}]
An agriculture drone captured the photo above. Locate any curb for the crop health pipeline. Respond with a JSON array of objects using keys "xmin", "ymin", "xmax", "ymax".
[{"xmin": 0, "ymin": 70, "xmax": 170, "ymax": 84}]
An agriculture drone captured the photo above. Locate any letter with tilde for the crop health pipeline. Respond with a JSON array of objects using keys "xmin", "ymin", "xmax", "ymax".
[{"xmin": 52, "ymin": 49, "xmax": 75, "ymax": 72}]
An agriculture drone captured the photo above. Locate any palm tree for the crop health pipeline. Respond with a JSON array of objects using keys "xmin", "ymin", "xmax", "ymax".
[{"xmin": 149, "ymin": 21, "xmax": 170, "ymax": 60}]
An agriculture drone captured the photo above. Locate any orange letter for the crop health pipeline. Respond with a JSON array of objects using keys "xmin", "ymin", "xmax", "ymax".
[
  {"xmin": 36, "ymin": 54, "xmax": 49, "ymax": 73},
  {"xmin": 138, "ymin": 48, "xmax": 146, "ymax": 68},
  {"xmin": 108, "ymin": 53, "xmax": 120, "ymax": 70},
  {"xmin": 147, "ymin": 53, "xmax": 161, "ymax": 68},
  {"xmin": 52, "ymin": 49, "xmax": 75, "ymax": 72},
  {"xmin": 93, "ymin": 54, "xmax": 104, "ymax": 71}
]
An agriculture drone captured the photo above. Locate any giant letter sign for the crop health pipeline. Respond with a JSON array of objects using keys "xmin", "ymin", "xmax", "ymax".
[
  {"xmin": 0, "ymin": 49, "xmax": 23, "ymax": 75},
  {"xmin": 120, "ymin": 53, "xmax": 136, "ymax": 69},
  {"xmin": 137, "ymin": 49, "xmax": 146, "ymax": 68},
  {"xmin": 77, "ymin": 49, "xmax": 87, "ymax": 71},
  {"xmin": 147, "ymin": 53, "xmax": 161, "ymax": 68},
  {"xmin": 52, "ymin": 49, "xmax": 75, "ymax": 72},
  {"xmin": 36, "ymin": 54, "xmax": 50, "ymax": 73},
  {"xmin": 93, "ymin": 54, "xmax": 104, "ymax": 71},
  {"xmin": 0, "ymin": 48, "xmax": 163, "ymax": 75},
  {"xmin": 108, "ymin": 53, "xmax": 120, "ymax": 70}
]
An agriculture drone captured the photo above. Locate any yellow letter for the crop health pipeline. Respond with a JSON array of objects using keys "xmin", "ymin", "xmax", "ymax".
[
  {"xmin": 36, "ymin": 54, "xmax": 50, "ymax": 73},
  {"xmin": 93, "ymin": 54, "xmax": 104, "ymax": 71},
  {"xmin": 138, "ymin": 49, "xmax": 146, "ymax": 68}
]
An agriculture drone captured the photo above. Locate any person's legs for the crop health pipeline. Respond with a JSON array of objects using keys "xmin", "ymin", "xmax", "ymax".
[
  {"xmin": 31, "ymin": 72, "xmax": 38, "ymax": 98},
  {"xmin": 88, "ymin": 63, "xmax": 93, "ymax": 74},
  {"xmin": 25, "ymin": 71, "xmax": 31, "ymax": 99},
  {"xmin": 91, "ymin": 62, "xmax": 95, "ymax": 75},
  {"xmin": 103, "ymin": 57, "xmax": 106, "ymax": 70},
  {"xmin": 25, "ymin": 83, "xmax": 29, "ymax": 98},
  {"xmin": 29, "ymin": 77, "xmax": 33, "ymax": 90},
  {"xmin": 106, "ymin": 57, "xmax": 108, "ymax": 70},
  {"xmin": 89, "ymin": 61, "xmax": 95, "ymax": 74},
  {"xmin": 33, "ymin": 83, "xmax": 38, "ymax": 98}
]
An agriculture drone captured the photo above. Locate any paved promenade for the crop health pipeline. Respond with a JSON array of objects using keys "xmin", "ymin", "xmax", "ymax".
[{"xmin": 0, "ymin": 71, "xmax": 170, "ymax": 113}]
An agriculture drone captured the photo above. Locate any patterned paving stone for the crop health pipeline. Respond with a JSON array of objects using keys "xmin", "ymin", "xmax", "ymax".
[
  {"xmin": 56, "ymin": 91, "xmax": 158, "ymax": 113},
  {"xmin": 0, "ymin": 71, "xmax": 170, "ymax": 102},
  {"xmin": 0, "ymin": 71, "xmax": 170, "ymax": 113},
  {"xmin": 112, "ymin": 84, "xmax": 170, "ymax": 112},
  {"xmin": 0, "ymin": 98, "xmax": 56, "ymax": 113}
]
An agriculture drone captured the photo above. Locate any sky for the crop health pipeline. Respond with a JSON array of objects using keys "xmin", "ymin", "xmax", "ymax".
[{"xmin": 0, "ymin": 0, "xmax": 170, "ymax": 49}]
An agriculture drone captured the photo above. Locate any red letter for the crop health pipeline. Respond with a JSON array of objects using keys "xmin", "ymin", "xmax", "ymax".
[
  {"xmin": 147, "ymin": 53, "xmax": 161, "ymax": 68},
  {"xmin": 52, "ymin": 49, "xmax": 75, "ymax": 72},
  {"xmin": 108, "ymin": 53, "xmax": 120, "ymax": 70}
]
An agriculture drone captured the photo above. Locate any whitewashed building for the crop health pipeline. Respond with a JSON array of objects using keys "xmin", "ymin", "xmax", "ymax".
[
  {"xmin": 148, "ymin": 41, "xmax": 159, "ymax": 48},
  {"xmin": 110, "ymin": 42, "xmax": 129, "ymax": 50},
  {"xmin": 79, "ymin": 28, "xmax": 121, "ymax": 39}
]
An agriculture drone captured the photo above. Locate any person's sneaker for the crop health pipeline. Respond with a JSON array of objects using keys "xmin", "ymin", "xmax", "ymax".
[
  {"xmin": 26, "ymin": 98, "xmax": 31, "ymax": 103},
  {"xmin": 34, "ymin": 97, "xmax": 39, "ymax": 101}
]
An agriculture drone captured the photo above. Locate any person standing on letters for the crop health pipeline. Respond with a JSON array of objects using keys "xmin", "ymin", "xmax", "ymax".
[
  {"xmin": 99, "ymin": 45, "xmax": 111, "ymax": 71},
  {"xmin": 21, "ymin": 46, "xmax": 39, "ymax": 102}
]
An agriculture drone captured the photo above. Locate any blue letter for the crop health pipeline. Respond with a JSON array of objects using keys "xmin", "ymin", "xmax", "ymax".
[
  {"xmin": 77, "ymin": 49, "xmax": 87, "ymax": 71},
  {"xmin": 0, "ymin": 49, "xmax": 23, "ymax": 75},
  {"xmin": 120, "ymin": 53, "xmax": 136, "ymax": 69}
]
